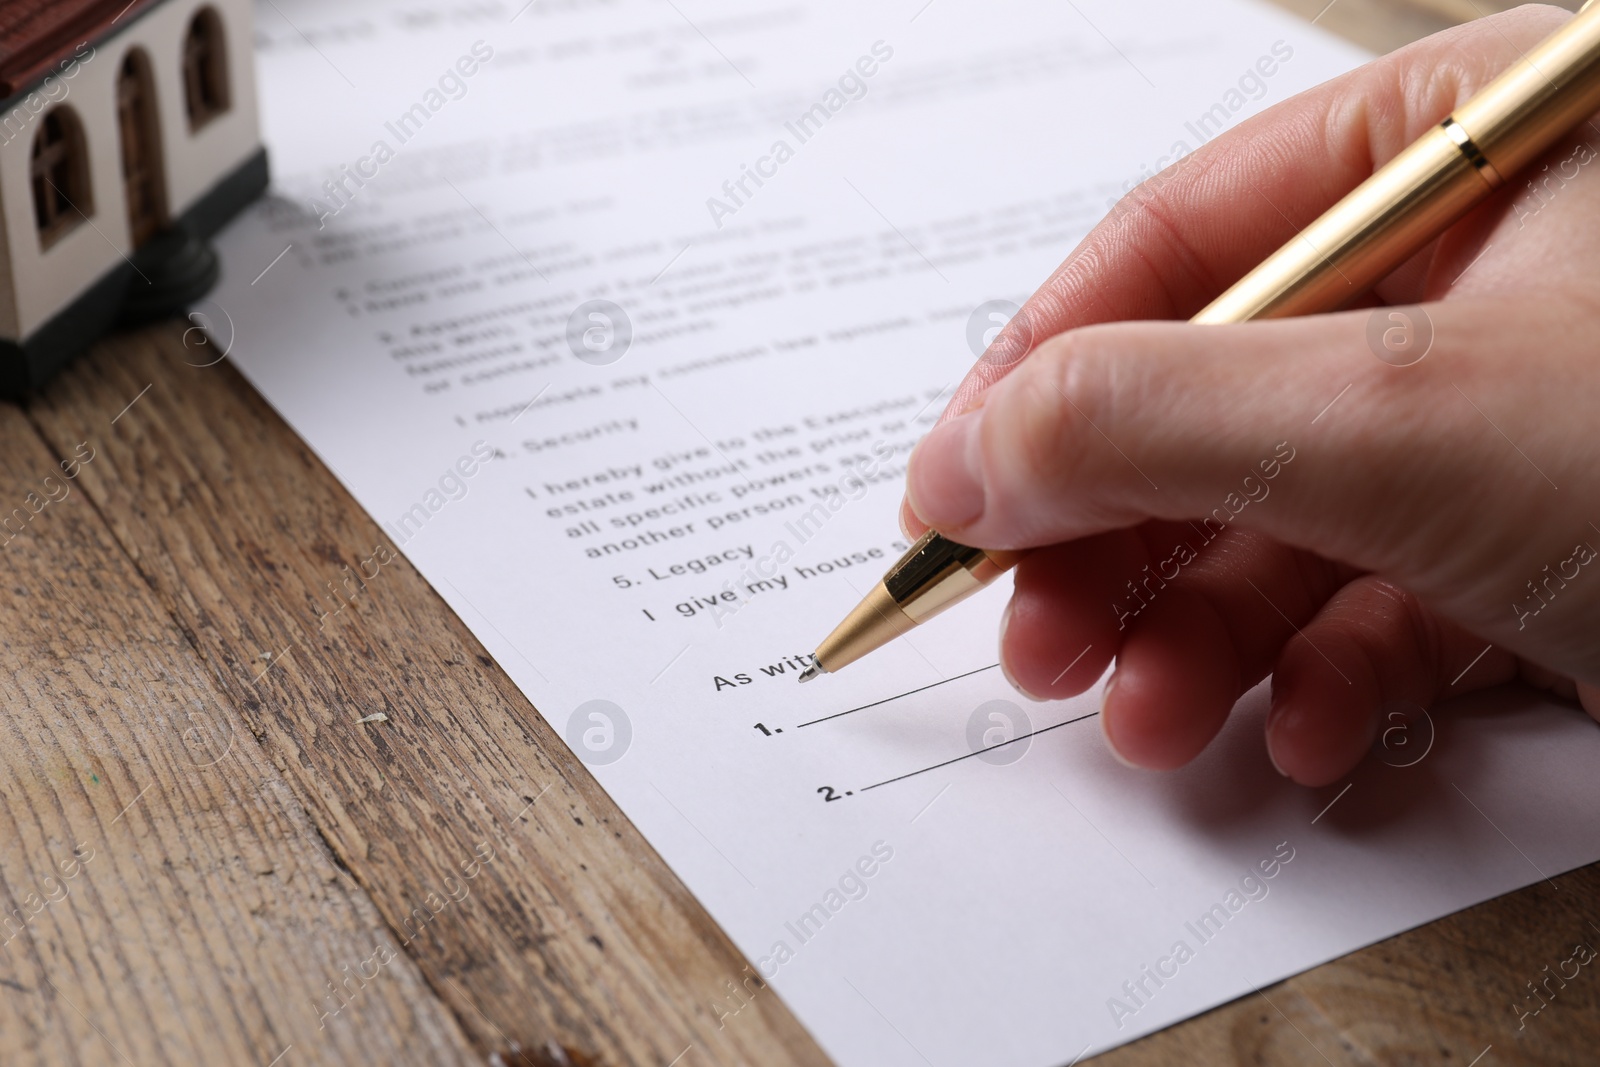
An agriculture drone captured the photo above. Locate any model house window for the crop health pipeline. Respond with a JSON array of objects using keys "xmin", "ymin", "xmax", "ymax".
[
  {"xmin": 183, "ymin": 7, "xmax": 230, "ymax": 128},
  {"xmin": 119, "ymin": 50, "xmax": 169, "ymax": 248},
  {"xmin": 31, "ymin": 108, "xmax": 93, "ymax": 249}
]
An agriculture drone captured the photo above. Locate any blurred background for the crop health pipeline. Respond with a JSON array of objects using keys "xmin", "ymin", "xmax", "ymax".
[{"xmin": 1268, "ymin": 0, "xmax": 1583, "ymax": 52}]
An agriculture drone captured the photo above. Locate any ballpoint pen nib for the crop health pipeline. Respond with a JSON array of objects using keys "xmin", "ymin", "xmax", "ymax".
[{"xmin": 798, "ymin": 664, "xmax": 822, "ymax": 684}]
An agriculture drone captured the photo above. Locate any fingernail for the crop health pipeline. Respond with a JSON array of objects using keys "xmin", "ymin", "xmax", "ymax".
[
  {"xmin": 1265, "ymin": 740, "xmax": 1290, "ymax": 777},
  {"xmin": 997, "ymin": 601, "xmax": 1045, "ymax": 702},
  {"xmin": 907, "ymin": 409, "xmax": 985, "ymax": 529},
  {"xmin": 1264, "ymin": 704, "xmax": 1291, "ymax": 777},
  {"xmin": 1099, "ymin": 672, "xmax": 1138, "ymax": 768}
]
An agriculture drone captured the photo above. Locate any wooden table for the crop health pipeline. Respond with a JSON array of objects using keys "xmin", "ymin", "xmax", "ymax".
[{"xmin": 3, "ymin": 2, "xmax": 1596, "ymax": 1065}]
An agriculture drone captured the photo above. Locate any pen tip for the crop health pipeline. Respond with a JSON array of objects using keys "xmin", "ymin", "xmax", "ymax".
[{"xmin": 799, "ymin": 664, "xmax": 822, "ymax": 684}]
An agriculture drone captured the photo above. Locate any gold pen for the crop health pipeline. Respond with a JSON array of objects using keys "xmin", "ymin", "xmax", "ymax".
[{"xmin": 800, "ymin": 1, "xmax": 1600, "ymax": 683}]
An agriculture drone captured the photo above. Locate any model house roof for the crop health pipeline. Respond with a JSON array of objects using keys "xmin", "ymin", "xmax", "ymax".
[{"xmin": 0, "ymin": 0, "xmax": 159, "ymax": 98}]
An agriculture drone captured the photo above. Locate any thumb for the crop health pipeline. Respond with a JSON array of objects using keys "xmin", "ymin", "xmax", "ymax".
[
  {"xmin": 908, "ymin": 309, "xmax": 1393, "ymax": 553},
  {"xmin": 903, "ymin": 300, "xmax": 1598, "ymax": 676}
]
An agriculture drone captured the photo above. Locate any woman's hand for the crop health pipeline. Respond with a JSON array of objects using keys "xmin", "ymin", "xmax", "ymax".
[{"xmin": 901, "ymin": 5, "xmax": 1600, "ymax": 787}]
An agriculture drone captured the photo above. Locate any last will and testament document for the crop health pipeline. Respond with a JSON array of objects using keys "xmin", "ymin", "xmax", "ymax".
[{"xmin": 210, "ymin": 1, "xmax": 1600, "ymax": 1063}]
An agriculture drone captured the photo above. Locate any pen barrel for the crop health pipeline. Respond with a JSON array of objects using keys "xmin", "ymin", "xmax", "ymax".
[
  {"xmin": 808, "ymin": 532, "xmax": 1021, "ymax": 674},
  {"xmin": 1193, "ymin": 127, "xmax": 1487, "ymax": 323},
  {"xmin": 1456, "ymin": 2, "xmax": 1600, "ymax": 180},
  {"xmin": 1197, "ymin": 3, "xmax": 1600, "ymax": 325},
  {"xmin": 884, "ymin": 531, "xmax": 1022, "ymax": 623}
]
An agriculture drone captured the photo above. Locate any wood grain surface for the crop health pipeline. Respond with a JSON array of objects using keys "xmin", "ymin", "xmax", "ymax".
[
  {"xmin": 3, "ymin": 3, "xmax": 1598, "ymax": 1066},
  {"xmin": 0, "ymin": 399, "xmax": 480, "ymax": 1065}
]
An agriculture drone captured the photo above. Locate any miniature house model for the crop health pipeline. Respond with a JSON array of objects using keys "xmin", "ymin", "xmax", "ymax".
[{"xmin": 0, "ymin": 0, "xmax": 268, "ymax": 395}]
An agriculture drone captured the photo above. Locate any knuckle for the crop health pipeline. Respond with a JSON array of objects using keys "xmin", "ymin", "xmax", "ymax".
[
  {"xmin": 1002, "ymin": 331, "xmax": 1120, "ymax": 495},
  {"xmin": 1363, "ymin": 577, "xmax": 1445, "ymax": 685}
]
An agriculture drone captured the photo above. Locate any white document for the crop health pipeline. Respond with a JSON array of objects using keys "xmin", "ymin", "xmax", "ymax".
[{"xmin": 210, "ymin": 2, "xmax": 1600, "ymax": 1062}]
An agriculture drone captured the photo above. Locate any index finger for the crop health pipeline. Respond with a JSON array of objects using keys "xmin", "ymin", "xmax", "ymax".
[{"xmin": 898, "ymin": 5, "xmax": 1568, "ymax": 540}]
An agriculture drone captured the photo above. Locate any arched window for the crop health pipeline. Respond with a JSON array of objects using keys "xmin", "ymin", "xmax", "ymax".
[
  {"xmin": 183, "ymin": 7, "xmax": 230, "ymax": 129},
  {"xmin": 119, "ymin": 49, "xmax": 169, "ymax": 247},
  {"xmin": 31, "ymin": 107, "xmax": 93, "ymax": 249}
]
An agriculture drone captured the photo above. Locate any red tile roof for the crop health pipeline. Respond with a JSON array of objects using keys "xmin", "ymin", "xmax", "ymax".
[{"xmin": 0, "ymin": 0, "xmax": 161, "ymax": 98}]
